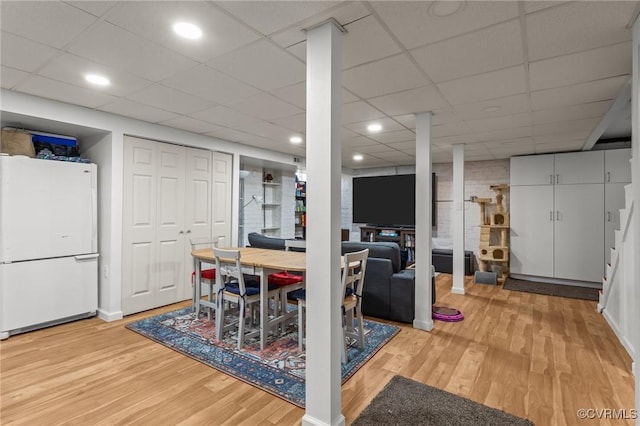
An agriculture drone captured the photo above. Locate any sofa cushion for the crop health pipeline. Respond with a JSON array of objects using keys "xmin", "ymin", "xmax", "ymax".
[
  {"xmin": 341, "ymin": 241, "xmax": 402, "ymax": 273},
  {"xmin": 248, "ymin": 232, "xmax": 286, "ymax": 250}
]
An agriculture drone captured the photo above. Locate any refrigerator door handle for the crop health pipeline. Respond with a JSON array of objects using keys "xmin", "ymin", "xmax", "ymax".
[{"xmin": 75, "ymin": 254, "xmax": 100, "ymax": 261}]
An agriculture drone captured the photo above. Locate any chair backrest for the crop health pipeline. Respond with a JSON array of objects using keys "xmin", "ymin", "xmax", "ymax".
[
  {"xmin": 285, "ymin": 239, "xmax": 306, "ymax": 252},
  {"xmin": 190, "ymin": 237, "xmax": 217, "ymax": 250},
  {"xmin": 213, "ymin": 248, "xmax": 245, "ymax": 290},
  {"xmin": 342, "ymin": 248, "xmax": 369, "ymax": 300}
]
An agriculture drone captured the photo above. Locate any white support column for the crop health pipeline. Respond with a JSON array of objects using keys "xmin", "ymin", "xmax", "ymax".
[
  {"xmin": 452, "ymin": 144, "xmax": 466, "ymax": 294},
  {"xmin": 631, "ymin": 15, "xmax": 640, "ymax": 426},
  {"xmin": 303, "ymin": 19, "xmax": 345, "ymax": 426},
  {"xmin": 413, "ymin": 112, "xmax": 434, "ymax": 331}
]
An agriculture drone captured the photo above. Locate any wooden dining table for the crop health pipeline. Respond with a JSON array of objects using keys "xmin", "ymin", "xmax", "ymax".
[{"xmin": 191, "ymin": 246, "xmax": 306, "ymax": 350}]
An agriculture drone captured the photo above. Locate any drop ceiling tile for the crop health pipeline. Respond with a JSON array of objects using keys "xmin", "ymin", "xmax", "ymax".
[
  {"xmin": 270, "ymin": 2, "xmax": 370, "ymax": 48},
  {"xmin": 158, "ymin": 116, "xmax": 222, "ymax": 134},
  {"xmin": 530, "ymin": 42, "xmax": 632, "ymax": 91},
  {"xmin": 482, "ymin": 137, "xmax": 534, "ymax": 149},
  {"xmin": 356, "ymin": 145, "xmax": 398, "ymax": 154},
  {"xmin": 1, "ymin": 1, "xmax": 97, "ymax": 49},
  {"xmin": 535, "ymin": 140, "xmax": 584, "ymax": 153},
  {"xmin": 272, "ymin": 113, "xmax": 307, "ymax": 133},
  {"xmin": 524, "ymin": 1, "xmax": 568, "ymax": 14},
  {"xmin": 38, "ymin": 53, "xmax": 153, "ymax": 97},
  {"xmin": 342, "ymin": 15, "xmax": 402, "ymax": 69},
  {"xmin": 392, "ymin": 114, "xmax": 416, "ymax": 129},
  {"xmin": 532, "ymin": 101, "xmax": 612, "ymax": 125},
  {"xmin": 411, "ymin": 19, "xmax": 523, "ymax": 83},
  {"xmin": 533, "ymin": 133, "xmax": 590, "ymax": 145},
  {"xmin": 344, "ymin": 117, "xmax": 405, "ymax": 136},
  {"xmin": 67, "ymin": 22, "xmax": 198, "ymax": 81},
  {"xmin": 192, "ymin": 105, "xmax": 261, "ymax": 128},
  {"xmin": 127, "ymin": 84, "xmax": 214, "ymax": 115},
  {"xmin": 433, "ymin": 121, "xmax": 473, "ymax": 138},
  {"xmin": 526, "ymin": 1, "xmax": 635, "ymax": 60},
  {"xmin": 161, "ymin": 65, "xmax": 260, "ymax": 105},
  {"xmin": 286, "ymin": 41, "xmax": 307, "ymax": 62},
  {"xmin": 368, "ymin": 85, "xmax": 449, "ymax": 116},
  {"xmin": 370, "ymin": 1, "xmax": 519, "ymax": 50},
  {"xmin": 343, "ymin": 135, "xmax": 380, "ymax": 148},
  {"xmin": 342, "ymin": 101, "xmax": 386, "ymax": 124},
  {"xmin": 1, "ymin": 66, "xmax": 29, "ymax": 89},
  {"xmin": 205, "ymin": 127, "xmax": 254, "ymax": 143},
  {"xmin": 532, "ymin": 117, "xmax": 600, "ymax": 136},
  {"xmin": 437, "ymin": 66, "xmax": 526, "ymax": 105},
  {"xmin": 1, "ymin": 32, "xmax": 59, "ymax": 72},
  {"xmin": 208, "ymin": 40, "xmax": 305, "ymax": 91},
  {"xmin": 473, "ymin": 126, "xmax": 533, "ymax": 142},
  {"xmin": 230, "ymin": 92, "xmax": 303, "ymax": 121},
  {"xmin": 66, "ymin": 1, "xmax": 115, "ymax": 16},
  {"xmin": 369, "ymin": 129, "xmax": 416, "ymax": 144},
  {"xmin": 343, "ymin": 54, "xmax": 428, "ymax": 99},
  {"xmin": 15, "ymin": 75, "xmax": 117, "ymax": 108},
  {"xmin": 343, "ymin": 89, "xmax": 359, "ymax": 103},
  {"xmin": 453, "ymin": 94, "xmax": 530, "ymax": 120},
  {"xmin": 435, "ymin": 134, "xmax": 479, "ymax": 146},
  {"xmin": 105, "ymin": 2, "xmax": 260, "ymax": 63},
  {"xmin": 465, "ymin": 112, "xmax": 533, "ymax": 133},
  {"xmin": 240, "ymin": 120, "xmax": 296, "ymax": 142},
  {"xmin": 217, "ymin": 1, "xmax": 340, "ymax": 35},
  {"xmin": 98, "ymin": 98, "xmax": 178, "ymax": 123},
  {"xmin": 531, "ymin": 75, "xmax": 629, "ymax": 110},
  {"xmin": 270, "ymin": 82, "xmax": 305, "ymax": 109},
  {"xmin": 387, "ymin": 140, "xmax": 416, "ymax": 151}
]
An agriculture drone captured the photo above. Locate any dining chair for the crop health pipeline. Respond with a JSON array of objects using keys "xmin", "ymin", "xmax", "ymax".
[
  {"xmin": 213, "ymin": 247, "xmax": 280, "ymax": 349},
  {"xmin": 190, "ymin": 237, "xmax": 217, "ymax": 319},
  {"xmin": 295, "ymin": 248, "xmax": 369, "ymax": 362},
  {"xmin": 272, "ymin": 240, "xmax": 306, "ymax": 321}
]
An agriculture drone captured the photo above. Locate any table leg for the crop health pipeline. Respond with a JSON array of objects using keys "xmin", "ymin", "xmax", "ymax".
[
  {"xmin": 259, "ymin": 267, "xmax": 267, "ymax": 350},
  {"xmin": 194, "ymin": 258, "xmax": 202, "ymax": 316}
]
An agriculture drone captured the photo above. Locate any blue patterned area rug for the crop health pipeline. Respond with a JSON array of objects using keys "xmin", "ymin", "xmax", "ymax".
[{"xmin": 126, "ymin": 307, "xmax": 399, "ymax": 408}]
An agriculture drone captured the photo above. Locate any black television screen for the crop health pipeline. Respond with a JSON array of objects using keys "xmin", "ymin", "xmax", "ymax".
[{"xmin": 352, "ymin": 174, "xmax": 436, "ymax": 226}]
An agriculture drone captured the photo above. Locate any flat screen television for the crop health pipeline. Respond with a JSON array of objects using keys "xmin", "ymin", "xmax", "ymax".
[{"xmin": 352, "ymin": 173, "xmax": 436, "ymax": 226}]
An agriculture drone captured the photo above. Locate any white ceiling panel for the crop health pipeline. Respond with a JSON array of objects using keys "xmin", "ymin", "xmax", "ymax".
[
  {"xmin": 65, "ymin": 1, "xmax": 115, "ymax": 16},
  {"xmin": 531, "ymin": 75, "xmax": 630, "ymax": 110},
  {"xmin": 270, "ymin": 82, "xmax": 306, "ymax": 109},
  {"xmin": 343, "ymin": 135, "xmax": 380, "ymax": 148},
  {"xmin": 529, "ymin": 42, "xmax": 632, "ymax": 91},
  {"xmin": 342, "ymin": 101, "xmax": 386, "ymax": 124},
  {"xmin": 370, "ymin": 1, "xmax": 519, "ymax": 50},
  {"xmin": 437, "ymin": 66, "xmax": 526, "ymax": 105},
  {"xmin": 368, "ymin": 85, "xmax": 449, "ymax": 116},
  {"xmin": 217, "ymin": 1, "xmax": 340, "ymax": 35},
  {"xmin": 452, "ymin": 93, "xmax": 530, "ymax": 120},
  {"xmin": 67, "ymin": 22, "xmax": 198, "ymax": 82},
  {"xmin": 532, "ymin": 101, "xmax": 612, "ymax": 125},
  {"xmin": 473, "ymin": 126, "xmax": 533, "ymax": 142},
  {"xmin": 161, "ymin": 65, "xmax": 260, "ymax": 105},
  {"xmin": 272, "ymin": 113, "xmax": 307, "ymax": 133},
  {"xmin": 205, "ymin": 127, "xmax": 254, "ymax": 143},
  {"xmin": 435, "ymin": 134, "xmax": 479, "ymax": 146},
  {"xmin": 482, "ymin": 137, "xmax": 534, "ymax": 149},
  {"xmin": 535, "ymin": 140, "xmax": 584, "ymax": 153},
  {"xmin": 533, "ymin": 117, "xmax": 600, "ymax": 137},
  {"xmin": 230, "ymin": 92, "xmax": 303, "ymax": 121},
  {"xmin": 411, "ymin": 19, "xmax": 523, "ymax": 83},
  {"xmin": 1, "ymin": 32, "xmax": 58, "ymax": 73},
  {"xmin": 386, "ymin": 140, "xmax": 416, "ymax": 151},
  {"xmin": 192, "ymin": 105, "xmax": 261, "ymax": 128},
  {"xmin": 1, "ymin": 1, "xmax": 97, "ymax": 49},
  {"xmin": 343, "ymin": 54, "xmax": 427, "ymax": 99},
  {"xmin": 355, "ymin": 145, "xmax": 398, "ymax": 154},
  {"xmin": 38, "ymin": 53, "xmax": 153, "ymax": 97},
  {"xmin": 240, "ymin": 120, "xmax": 297, "ymax": 142},
  {"xmin": 270, "ymin": 2, "xmax": 370, "ymax": 48},
  {"xmin": 158, "ymin": 116, "xmax": 222, "ymax": 134},
  {"xmin": 98, "ymin": 98, "xmax": 178, "ymax": 123},
  {"xmin": 344, "ymin": 117, "xmax": 405, "ymax": 136},
  {"xmin": 105, "ymin": 1, "xmax": 260, "ymax": 63},
  {"xmin": 1, "ymin": 66, "xmax": 29, "ymax": 89},
  {"xmin": 433, "ymin": 121, "xmax": 473, "ymax": 138},
  {"xmin": 342, "ymin": 15, "xmax": 402, "ymax": 69},
  {"xmin": 523, "ymin": 1, "xmax": 568, "ymax": 14},
  {"xmin": 368, "ymin": 129, "xmax": 416, "ymax": 144},
  {"xmin": 465, "ymin": 112, "xmax": 533, "ymax": 133},
  {"xmin": 15, "ymin": 75, "xmax": 117, "ymax": 108},
  {"xmin": 526, "ymin": 1, "xmax": 635, "ymax": 60},
  {"xmin": 126, "ymin": 84, "xmax": 214, "ymax": 115},
  {"xmin": 208, "ymin": 40, "xmax": 305, "ymax": 91}
]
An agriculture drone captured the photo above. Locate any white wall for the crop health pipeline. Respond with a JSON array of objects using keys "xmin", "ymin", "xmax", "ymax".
[{"xmin": 1, "ymin": 89, "xmax": 300, "ymax": 320}]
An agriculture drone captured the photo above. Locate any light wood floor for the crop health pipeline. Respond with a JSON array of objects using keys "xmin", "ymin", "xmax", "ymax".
[{"xmin": 1, "ymin": 275, "xmax": 635, "ymax": 425}]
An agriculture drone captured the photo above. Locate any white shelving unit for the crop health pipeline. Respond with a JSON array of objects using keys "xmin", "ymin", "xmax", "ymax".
[{"xmin": 262, "ymin": 181, "xmax": 281, "ymax": 236}]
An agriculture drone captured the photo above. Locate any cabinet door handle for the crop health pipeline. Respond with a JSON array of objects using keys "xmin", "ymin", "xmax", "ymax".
[
  {"xmin": 607, "ymin": 171, "xmax": 611, "ymax": 183},
  {"xmin": 549, "ymin": 174, "xmax": 553, "ymax": 184},
  {"xmin": 556, "ymin": 211, "xmax": 560, "ymax": 221},
  {"xmin": 549, "ymin": 211, "xmax": 553, "ymax": 221},
  {"xmin": 178, "ymin": 230, "xmax": 184, "ymax": 234},
  {"xmin": 186, "ymin": 230, "xmax": 191, "ymax": 234},
  {"xmin": 607, "ymin": 212, "xmax": 611, "ymax": 222},
  {"xmin": 556, "ymin": 174, "xmax": 560, "ymax": 184}
]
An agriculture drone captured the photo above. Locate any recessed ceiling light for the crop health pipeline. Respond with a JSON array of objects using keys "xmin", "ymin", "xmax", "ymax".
[
  {"xmin": 353, "ymin": 154, "xmax": 363, "ymax": 161},
  {"xmin": 84, "ymin": 74, "xmax": 110, "ymax": 86},
  {"xmin": 428, "ymin": 0, "xmax": 466, "ymax": 18},
  {"xmin": 483, "ymin": 106, "xmax": 501, "ymax": 112},
  {"xmin": 173, "ymin": 22, "xmax": 202, "ymax": 40},
  {"xmin": 290, "ymin": 136, "xmax": 303, "ymax": 144},
  {"xmin": 367, "ymin": 123, "xmax": 382, "ymax": 133}
]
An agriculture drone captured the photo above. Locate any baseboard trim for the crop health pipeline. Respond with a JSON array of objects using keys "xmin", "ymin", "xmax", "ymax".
[
  {"xmin": 97, "ymin": 309, "xmax": 123, "ymax": 322},
  {"xmin": 510, "ymin": 273, "xmax": 602, "ymax": 289},
  {"xmin": 413, "ymin": 318, "xmax": 434, "ymax": 331},
  {"xmin": 301, "ymin": 414, "xmax": 345, "ymax": 426}
]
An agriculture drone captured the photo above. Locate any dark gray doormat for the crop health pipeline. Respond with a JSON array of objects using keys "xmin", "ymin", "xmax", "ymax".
[
  {"xmin": 352, "ymin": 375, "xmax": 534, "ymax": 426},
  {"xmin": 503, "ymin": 277, "xmax": 599, "ymax": 301}
]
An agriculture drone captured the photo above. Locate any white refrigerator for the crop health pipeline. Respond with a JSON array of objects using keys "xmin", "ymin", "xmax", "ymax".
[{"xmin": 0, "ymin": 155, "xmax": 98, "ymax": 339}]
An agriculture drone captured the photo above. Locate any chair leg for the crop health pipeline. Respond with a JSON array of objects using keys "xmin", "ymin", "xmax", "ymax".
[
  {"xmin": 356, "ymin": 307, "xmax": 365, "ymax": 349},
  {"xmin": 298, "ymin": 300, "xmax": 305, "ymax": 351},
  {"xmin": 237, "ymin": 299, "xmax": 246, "ymax": 350},
  {"xmin": 341, "ymin": 322, "xmax": 348, "ymax": 364}
]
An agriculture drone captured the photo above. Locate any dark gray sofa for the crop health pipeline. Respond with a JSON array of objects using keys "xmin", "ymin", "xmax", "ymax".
[
  {"xmin": 247, "ymin": 233, "xmax": 434, "ymax": 324},
  {"xmin": 432, "ymin": 248, "xmax": 474, "ymax": 275}
]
